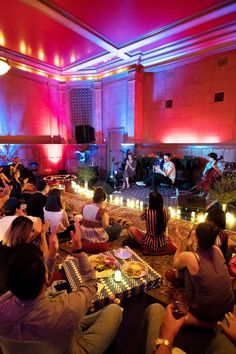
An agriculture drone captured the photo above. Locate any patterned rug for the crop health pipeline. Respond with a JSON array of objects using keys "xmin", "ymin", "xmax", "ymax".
[{"xmin": 62, "ymin": 192, "xmax": 236, "ymax": 305}]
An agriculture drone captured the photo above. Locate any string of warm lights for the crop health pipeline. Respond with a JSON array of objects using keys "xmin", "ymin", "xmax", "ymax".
[{"xmin": 3, "ymin": 59, "xmax": 132, "ymax": 82}]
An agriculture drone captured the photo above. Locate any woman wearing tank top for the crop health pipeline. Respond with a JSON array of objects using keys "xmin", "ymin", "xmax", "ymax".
[{"xmin": 173, "ymin": 221, "xmax": 234, "ymax": 326}]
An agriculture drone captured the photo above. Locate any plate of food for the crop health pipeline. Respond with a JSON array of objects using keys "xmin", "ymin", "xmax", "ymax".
[
  {"xmin": 88, "ymin": 254, "xmax": 118, "ymax": 278},
  {"xmin": 113, "ymin": 247, "xmax": 132, "ymax": 260},
  {"xmin": 121, "ymin": 261, "xmax": 147, "ymax": 278}
]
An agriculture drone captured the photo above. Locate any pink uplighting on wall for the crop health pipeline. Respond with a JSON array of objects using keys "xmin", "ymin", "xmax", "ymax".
[
  {"xmin": 163, "ymin": 134, "xmax": 220, "ymax": 143},
  {"xmin": 46, "ymin": 144, "xmax": 63, "ymax": 164}
]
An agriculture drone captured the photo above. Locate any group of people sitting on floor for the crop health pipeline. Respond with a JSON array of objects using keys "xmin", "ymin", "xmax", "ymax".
[{"xmin": 0, "ymin": 153, "xmax": 235, "ymax": 353}]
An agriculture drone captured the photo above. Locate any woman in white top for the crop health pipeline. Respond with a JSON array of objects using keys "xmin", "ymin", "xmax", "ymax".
[
  {"xmin": 44, "ymin": 188, "xmax": 73, "ymax": 241},
  {"xmin": 81, "ymin": 187, "xmax": 122, "ymax": 243}
]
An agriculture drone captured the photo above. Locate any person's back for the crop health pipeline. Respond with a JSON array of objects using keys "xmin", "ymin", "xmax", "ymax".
[
  {"xmin": 0, "ymin": 233, "xmax": 122, "ymax": 354},
  {"xmin": 0, "ymin": 242, "xmax": 42, "ymax": 295},
  {"xmin": 27, "ymin": 192, "xmax": 47, "ymax": 222},
  {"xmin": 81, "ymin": 203, "xmax": 109, "ymax": 243},
  {"xmin": 185, "ymin": 246, "xmax": 234, "ymax": 322}
]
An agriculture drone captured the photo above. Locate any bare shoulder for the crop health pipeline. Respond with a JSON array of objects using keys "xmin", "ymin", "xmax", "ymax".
[{"xmin": 174, "ymin": 251, "xmax": 199, "ymax": 274}]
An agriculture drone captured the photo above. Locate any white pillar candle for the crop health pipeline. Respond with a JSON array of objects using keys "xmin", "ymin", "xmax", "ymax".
[
  {"xmin": 127, "ymin": 198, "xmax": 130, "ymax": 207},
  {"xmin": 84, "ymin": 181, "xmax": 88, "ymax": 189},
  {"xmin": 191, "ymin": 211, "xmax": 196, "ymax": 218},
  {"xmin": 130, "ymin": 200, "xmax": 135, "ymax": 209},
  {"xmin": 140, "ymin": 201, "xmax": 144, "ymax": 209},
  {"xmin": 114, "ymin": 270, "xmax": 122, "ymax": 282}
]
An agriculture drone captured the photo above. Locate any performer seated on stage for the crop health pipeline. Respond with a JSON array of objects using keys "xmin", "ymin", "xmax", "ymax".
[
  {"xmin": 196, "ymin": 152, "xmax": 224, "ymax": 192},
  {"xmin": 136, "ymin": 152, "xmax": 164, "ymax": 187},
  {"xmin": 122, "ymin": 152, "xmax": 137, "ymax": 189},
  {"xmin": 152, "ymin": 153, "xmax": 176, "ymax": 192}
]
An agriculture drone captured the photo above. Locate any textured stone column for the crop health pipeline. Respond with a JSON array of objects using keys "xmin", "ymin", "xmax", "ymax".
[
  {"xmin": 127, "ymin": 66, "xmax": 144, "ymax": 142},
  {"xmin": 94, "ymin": 81, "xmax": 103, "ymax": 143}
]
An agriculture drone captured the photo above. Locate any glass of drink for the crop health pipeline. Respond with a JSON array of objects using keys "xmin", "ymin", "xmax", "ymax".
[{"xmin": 171, "ymin": 301, "xmax": 188, "ymax": 319}]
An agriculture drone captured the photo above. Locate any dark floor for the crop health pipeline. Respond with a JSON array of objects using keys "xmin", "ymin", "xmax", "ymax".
[{"xmin": 111, "ymin": 184, "xmax": 179, "ymax": 208}]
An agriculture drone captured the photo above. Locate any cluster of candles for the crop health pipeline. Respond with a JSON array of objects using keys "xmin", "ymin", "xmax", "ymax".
[
  {"xmin": 109, "ymin": 195, "xmax": 144, "ymax": 209},
  {"xmin": 168, "ymin": 206, "xmax": 236, "ymax": 227},
  {"xmin": 71, "ymin": 181, "xmax": 144, "ymax": 209},
  {"xmin": 71, "ymin": 181, "xmax": 94, "ymax": 198}
]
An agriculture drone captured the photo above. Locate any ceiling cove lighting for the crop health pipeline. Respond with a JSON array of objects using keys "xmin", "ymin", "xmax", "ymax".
[{"xmin": 0, "ymin": 58, "xmax": 11, "ymax": 75}]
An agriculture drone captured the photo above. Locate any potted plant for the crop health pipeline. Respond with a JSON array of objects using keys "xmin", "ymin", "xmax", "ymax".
[
  {"xmin": 209, "ymin": 174, "xmax": 236, "ymax": 211},
  {"xmin": 77, "ymin": 166, "xmax": 96, "ymax": 188}
]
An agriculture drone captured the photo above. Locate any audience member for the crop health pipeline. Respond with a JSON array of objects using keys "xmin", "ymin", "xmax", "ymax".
[
  {"xmin": 122, "ymin": 152, "xmax": 137, "ymax": 189},
  {"xmin": 44, "ymin": 188, "xmax": 73, "ymax": 241},
  {"xmin": 128, "ymin": 192, "xmax": 176, "ymax": 255},
  {"xmin": 27, "ymin": 179, "xmax": 49, "ymax": 222},
  {"xmin": 1, "ymin": 163, "xmax": 17, "ymax": 180},
  {"xmin": 205, "ymin": 208, "xmax": 228, "ymax": 261},
  {"xmin": 0, "ymin": 168, "xmax": 10, "ymax": 188},
  {"xmin": 81, "ymin": 187, "xmax": 122, "ymax": 243},
  {"xmin": 9, "ymin": 169, "xmax": 23, "ymax": 200},
  {"xmin": 139, "ymin": 303, "xmax": 236, "ymax": 354},
  {"xmin": 0, "ymin": 221, "xmax": 123, "ymax": 354},
  {"xmin": 173, "ymin": 221, "xmax": 234, "ymax": 326},
  {"xmin": 0, "ymin": 216, "xmax": 58, "ymax": 295},
  {"xmin": 0, "ymin": 197, "xmax": 42, "ymax": 242}
]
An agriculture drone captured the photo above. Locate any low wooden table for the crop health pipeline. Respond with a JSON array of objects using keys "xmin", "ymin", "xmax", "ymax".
[{"xmin": 62, "ymin": 247, "xmax": 162, "ymax": 312}]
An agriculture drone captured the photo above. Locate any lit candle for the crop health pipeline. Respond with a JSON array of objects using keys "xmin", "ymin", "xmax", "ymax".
[
  {"xmin": 176, "ymin": 209, "xmax": 181, "ymax": 219},
  {"xmin": 130, "ymin": 200, "xmax": 135, "ymax": 209},
  {"xmin": 127, "ymin": 198, "xmax": 130, "ymax": 207},
  {"xmin": 84, "ymin": 181, "xmax": 88, "ymax": 189},
  {"xmin": 110, "ymin": 194, "xmax": 113, "ymax": 201},
  {"xmin": 226, "ymin": 212, "xmax": 235, "ymax": 226},
  {"xmin": 140, "ymin": 201, "xmax": 144, "ymax": 209},
  {"xmin": 197, "ymin": 213, "xmax": 205, "ymax": 223},
  {"xmin": 120, "ymin": 196, "xmax": 123, "ymax": 205},
  {"xmin": 169, "ymin": 207, "xmax": 176, "ymax": 218},
  {"xmin": 136, "ymin": 199, "xmax": 140, "ymax": 208},
  {"xmin": 114, "ymin": 270, "xmax": 122, "ymax": 282},
  {"xmin": 191, "ymin": 211, "xmax": 196, "ymax": 218},
  {"xmin": 71, "ymin": 181, "xmax": 77, "ymax": 189}
]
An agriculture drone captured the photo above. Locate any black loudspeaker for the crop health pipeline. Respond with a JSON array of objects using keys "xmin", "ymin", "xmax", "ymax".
[
  {"xmin": 178, "ymin": 194, "xmax": 207, "ymax": 210},
  {"xmin": 93, "ymin": 180, "xmax": 114, "ymax": 195},
  {"xmin": 75, "ymin": 125, "xmax": 95, "ymax": 144}
]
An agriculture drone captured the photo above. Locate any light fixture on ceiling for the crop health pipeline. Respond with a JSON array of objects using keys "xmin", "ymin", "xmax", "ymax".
[{"xmin": 0, "ymin": 58, "xmax": 11, "ymax": 75}]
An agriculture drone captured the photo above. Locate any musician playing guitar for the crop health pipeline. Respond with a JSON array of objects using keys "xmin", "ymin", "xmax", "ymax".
[{"xmin": 197, "ymin": 152, "xmax": 224, "ymax": 192}]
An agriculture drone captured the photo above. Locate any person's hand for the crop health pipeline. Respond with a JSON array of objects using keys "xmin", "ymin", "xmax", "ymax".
[
  {"xmin": 159, "ymin": 304, "xmax": 188, "ymax": 344},
  {"xmin": 41, "ymin": 221, "xmax": 50, "ymax": 235},
  {"xmin": 175, "ymin": 223, "xmax": 185, "ymax": 246},
  {"xmin": 48, "ymin": 232, "xmax": 59, "ymax": 258},
  {"xmin": 71, "ymin": 223, "xmax": 82, "ymax": 251},
  {"xmin": 218, "ymin": 312, "xmax": 236, "ymax": 343}
]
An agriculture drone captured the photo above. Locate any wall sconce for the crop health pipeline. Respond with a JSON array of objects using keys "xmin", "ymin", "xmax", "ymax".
[{"xmin": 0, "ymin": 58, "xmax": 11, "ymax": 75}]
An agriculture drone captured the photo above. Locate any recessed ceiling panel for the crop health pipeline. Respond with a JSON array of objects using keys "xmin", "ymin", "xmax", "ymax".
[
  {"xmin": 0, "ymin": 1, "xmax": 104, "ymax": 68},
  {"xmin": 51, "ymin": 0, "xmax": 227, "ymax": 45}
]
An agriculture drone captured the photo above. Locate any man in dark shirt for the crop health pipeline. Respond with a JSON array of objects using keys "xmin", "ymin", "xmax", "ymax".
[{"xmin": 27, "ymin": 180, "xmax": 49, "ymax": 222}]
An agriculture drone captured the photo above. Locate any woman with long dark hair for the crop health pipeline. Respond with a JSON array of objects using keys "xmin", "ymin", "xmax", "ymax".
[
  {"xmin": 81, "ymin": 187, "xmax": 122, "ymax": 242},
  {"xmin": 173, "ymin": 221, "xmax": 234, "ymax": 326},
  {"xmin": 44, "ymin": 188, "xmax": 73, "ymax": 241},
  {"xmin": 128, "ymin": 191, "xmax": 176, "ymax": 255}
]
